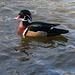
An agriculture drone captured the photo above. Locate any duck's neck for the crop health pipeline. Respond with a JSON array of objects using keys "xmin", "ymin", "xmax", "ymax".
[
  {"xmin": 18, "ymin": 21, "xmax": 30, "ymax": 35},
  {"xmin": 22, "ymin": 21, "xmax": 30, "ymax": 26}
]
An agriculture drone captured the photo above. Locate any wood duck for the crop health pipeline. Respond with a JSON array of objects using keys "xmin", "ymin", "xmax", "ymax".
[{"xmin": 15, "ymin": 9, "xmax": 69, "ymax": 38}]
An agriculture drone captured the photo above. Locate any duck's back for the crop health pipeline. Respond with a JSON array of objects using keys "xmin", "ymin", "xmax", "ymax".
[{"xmin": 28, "ymin": 21, "xmax": 60, "ymax": 32}]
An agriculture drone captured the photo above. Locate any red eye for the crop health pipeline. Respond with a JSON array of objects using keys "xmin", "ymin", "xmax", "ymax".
[{"xmin": 22, "ymin": 14, "xmax": 24, "ymax": 16}]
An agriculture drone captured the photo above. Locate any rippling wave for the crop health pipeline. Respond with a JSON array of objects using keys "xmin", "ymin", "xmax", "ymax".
[{"xmin": 0, "ymin": 0, "xmax": 75, "ymax": 75}]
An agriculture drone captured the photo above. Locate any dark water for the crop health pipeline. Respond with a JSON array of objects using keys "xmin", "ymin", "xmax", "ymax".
[{"xmin": 0, "ymin": 0, "xmax": 75, "ymax": 75}]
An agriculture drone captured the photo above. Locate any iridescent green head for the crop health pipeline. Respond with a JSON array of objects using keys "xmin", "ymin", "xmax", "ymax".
[{"xmin": 15, "ymin": 9, "xmax": 32, "ymax": 23}]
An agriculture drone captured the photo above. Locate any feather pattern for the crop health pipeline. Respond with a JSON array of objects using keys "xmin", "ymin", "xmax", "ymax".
[
  {"xmin": 28, "ymin": 21, "xmax": 60, "ymax": 32},
  {"xmin": 15, "ymin": 9, "xmax": 69, "ymax": 38}
]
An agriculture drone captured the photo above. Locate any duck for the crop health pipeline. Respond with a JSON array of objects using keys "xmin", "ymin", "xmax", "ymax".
[{"xmin": 15, "ymin": 9, "xmax": 69, "ymax": 38}]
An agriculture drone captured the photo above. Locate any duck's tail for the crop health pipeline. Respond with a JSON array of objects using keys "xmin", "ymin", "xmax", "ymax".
[{"xmin": 47, "ymin": 28, "xmax": 69, "ymax": 36}]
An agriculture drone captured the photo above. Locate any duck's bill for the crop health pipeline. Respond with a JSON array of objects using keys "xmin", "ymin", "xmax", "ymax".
[{"xmin": 14, "ymin": 15, "xmax": 20, "ymax": 20}]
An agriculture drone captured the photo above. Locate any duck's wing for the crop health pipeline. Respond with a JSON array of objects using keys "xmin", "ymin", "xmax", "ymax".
[{"xmin": 28, "ymin": 22, "xmax": 60, "ymax": 32}]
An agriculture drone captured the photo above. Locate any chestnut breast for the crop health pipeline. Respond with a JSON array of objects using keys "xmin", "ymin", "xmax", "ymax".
[{"xmin": 18, "ymin": 21, "xmax": 27, "ymax": 34}]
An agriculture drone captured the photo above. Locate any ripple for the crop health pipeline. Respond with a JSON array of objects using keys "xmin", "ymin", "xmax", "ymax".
[
  {"xmin": 0, "ymin": 16, "xmax": 13, "ymax": 22},
  {"xmin": 0, "ymin": 0, "xmax": 75, "ymax": 75},
  {"xmin": 0, "ymin": 2, "xmax": 5, "ymax": 7}
]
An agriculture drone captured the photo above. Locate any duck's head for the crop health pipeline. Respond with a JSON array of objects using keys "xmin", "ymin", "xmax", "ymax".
[{"xmin": 15, "ymin": 10, "xmax": 32, "ymax": 23}]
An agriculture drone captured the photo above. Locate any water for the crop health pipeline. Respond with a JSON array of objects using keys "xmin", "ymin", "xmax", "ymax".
[{"xmin": 0, "ymin": 0, "xmax": 75, "ymax": 75}]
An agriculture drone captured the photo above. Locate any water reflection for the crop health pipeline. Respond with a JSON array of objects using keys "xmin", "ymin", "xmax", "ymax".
[
  {"xmin": 14, "ymin": 35, "xmax": 68, "ymax": 55},
  {"xmin": 21, "ymin": 35, "xmax": 68, "ymax": 46}
]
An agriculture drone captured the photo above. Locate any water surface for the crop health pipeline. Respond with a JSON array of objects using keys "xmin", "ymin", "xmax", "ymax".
[{"xmin": 0, "ymin": 0, "xmax": 75, "ymax": 75}]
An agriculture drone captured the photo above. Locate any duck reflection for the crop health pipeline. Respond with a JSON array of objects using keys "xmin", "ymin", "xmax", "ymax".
[
  {"xmin": 21, "ymin": 35, "xmax": 68, "ymax": 44},
  {"xmin": 14, "ymin": 33, "xmax": 68, "ymax": 62},
  {"xmin": 15, "ymin": 35, "xmax": 68, "ymax": 54},
  {"xmin": 20, "ymin": 35, "xmax": 68, "ymax": 49}
]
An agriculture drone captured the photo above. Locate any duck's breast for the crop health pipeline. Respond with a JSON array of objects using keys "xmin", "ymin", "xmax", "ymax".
[{"xmin": 18, "ymin": 21, "xmax": 27, "ymax": 34}]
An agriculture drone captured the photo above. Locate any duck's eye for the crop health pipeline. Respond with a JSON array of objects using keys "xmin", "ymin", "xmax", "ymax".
[{"xmin": 22, "ymin": 14, "xmax": 24, "ymax": 16}]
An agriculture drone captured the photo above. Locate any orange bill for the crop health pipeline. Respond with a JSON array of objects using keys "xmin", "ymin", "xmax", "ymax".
[{"xmin": 14, "ymin": 15, "xmax": 20, "ymax": 20}]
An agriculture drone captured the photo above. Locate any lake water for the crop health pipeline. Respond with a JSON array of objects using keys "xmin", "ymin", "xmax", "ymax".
[{"xmin": 0, "ymin": 0, "xmax": 75, "ymax": 75}]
